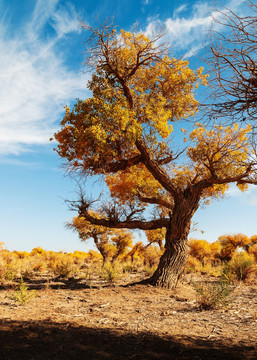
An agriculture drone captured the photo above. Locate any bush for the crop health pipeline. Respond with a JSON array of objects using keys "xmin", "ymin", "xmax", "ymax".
[
  {"xmin": 192, "ymin": 280, "xmax": 233, "ymax": 310},
  {"xmin": 144, "ymin": 265, "xmax": 157, "ymax": 276},
  {"xmin": 221, "ymin": 252, "xmax": 257, "ymax": 283},
  {"xmin": 11, "ymin": 277, "xmax": 36, "ymax": 305},
  {"xmin": 99, "ymin": 262, "xmax": 121, "ymax": 283},
  {"xmin": 185, "ymin": 255, "xmax": 202, "ymax": 273},
  {"xmin": 121, "ymin": 260, "xmax": 134, "ymax": 274},
  {"xmin": 54, "ymin": 259, "xmax": 74, "ymax": 278}
]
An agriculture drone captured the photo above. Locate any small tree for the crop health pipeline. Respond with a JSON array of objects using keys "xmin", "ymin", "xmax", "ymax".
[
  {"xmin": 54, "ymin": 24, "xmax": 257, "ymax": 288},
  {"xmin": 189, "ymin": 239, "xmax": 212, "ymax": 265},
  {"xmin": 218, "ymin": 234, "xmax": 250, "ymax": 261},
  {"xmin": 145, "ymin": 229, "xmax": 165, "ymax": 251},
  {"xmin": 71, "ymin": 214, "xmax": 133, "ymax": 263},
  {"xmin": 243, "ymin": 234, "xmax": 257, "ymax": 260}
]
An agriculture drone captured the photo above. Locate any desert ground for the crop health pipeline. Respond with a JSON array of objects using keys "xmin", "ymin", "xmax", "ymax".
[{"xmin": 0, "ymin": 273, "xmax": 256, "ymax": 360}]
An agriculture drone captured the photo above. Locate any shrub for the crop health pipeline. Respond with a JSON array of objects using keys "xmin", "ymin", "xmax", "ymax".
[
  {"xmin": 99, "ymin": 262, "xmax": 121, "ymax": 283},
  {"xmin": 54, "ymin": 259, "xmax": 74, "ymax": 278},
  {"xmin": 121, "ymin": 260, "xmax": 134, "ymax": 274},
  {"xmin": 143, "ymin": 245, "xmax": 161, "ymax": 267},
  {"xmin": 144, "ymin": 265, "xmax": 157, "ymax": 276},
  {"xmin": 185, "ymin": 255, "xmax": 202, "ymax": 273},
  {"xmin": 248, "ymin": 243, "xmax": 257, "ymax": 262},
  {"xmin": 192, "ymin": 280, "xmax": 233, "ymax": 310},
  {"xmin": 221, "ymin": 252, "xmax": 257, "ymax": 283},
  {"xmin": 11, "ymin": 277, "xmax": 36, "ymax": 305}
]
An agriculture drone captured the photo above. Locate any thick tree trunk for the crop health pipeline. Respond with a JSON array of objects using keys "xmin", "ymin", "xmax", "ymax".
[
  {"xmin": 149, "ymin": 236, "xmax": 188, "ymax": 288},
  {"xmin": 149, "ymin": 192, "xmax": 201, "ymax": 288}
]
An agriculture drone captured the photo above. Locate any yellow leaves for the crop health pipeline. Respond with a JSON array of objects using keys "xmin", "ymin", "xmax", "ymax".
[
  {"xmin": 181, "ymin": 128, "xmax": 188, "ymax": 143},
  {"xmin": 188, "ymin": 123, "xmax": 251, "ymax": 180},
  {"xmin": 202, "ymin": 183, "xmax": 230, "ymax": 200},
  {"xmin": 236, "ymin": 183, "xmax": 248, "ymax": 192},
  {"xmin": 196, "ymin": 66, "xmax": 209, "ymax": 86},
  {"xmin": 54, "ymin": 26, "xmax": 257, "ymax": 217},
  {"xmin": 218, "ymin": 233, "xmax": 250, "ymax": 260},
  {"xmin": 188, "ymin": 239, "xmax": 212, "ymax": 262},
  {"xmin": 72, "ymin": 212, "xmax": 107, "ymax": 237},
  {"xmin": 89, "ymin": 124, "xmax": 107, "ymax": 143},
  {"xmin": 188, "ymin": 239, "xmax": 221, "ymax": 265},
  {"xmin": 105, "ymin": 163, "xmax": 162, "ymax": 204},
  {"xmin": 145, "ymin": 228, "xmax": 166, "ymax": 251},
  {"xmin": 65, "ymin": 106, "xmax": 70, "ymax": 114},
  {"xmin": 72, "ymin": 215, "xmax": 134, "ymax": 261}
]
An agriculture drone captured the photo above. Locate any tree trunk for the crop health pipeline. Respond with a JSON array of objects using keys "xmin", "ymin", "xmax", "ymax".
[
  {"xmin": 149, "ymin": 193, "xmax": 200, "ymax": 288},
  {"xmin": 149, "ymin": 237, "xmax": 188, "ymax": 288}
]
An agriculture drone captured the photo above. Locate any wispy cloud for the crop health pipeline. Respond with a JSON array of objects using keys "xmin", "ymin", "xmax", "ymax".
[
  {"xmin": 51, "ymin": 3, "xmax": 81, "ymax": 38},
  {"xmin": 0, "ymin": 0, "xmax": 88, "ymax": 156},
  {"xmin": 227, "ymin": 184, "xmax": 257, "ymax": 207},
  {"xmin": 173, "ymin": 4, "xmax": 187, "ymax": 17},
  {"xmin": 145, "ymin": 0, "xmax": 248, "ymax": 58}
]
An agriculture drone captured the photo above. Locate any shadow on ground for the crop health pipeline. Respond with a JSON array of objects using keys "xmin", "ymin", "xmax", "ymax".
[
  {"xmin": 0, "ymin": 319, "xmax": 256, "ymax": 360},
  {"xmin": 0, "ymin": 274, "xmax": 151, "ymax": 291},
  {"xmin": 0, "ymin": 277, "xmax": 101, "ymax": 291}
]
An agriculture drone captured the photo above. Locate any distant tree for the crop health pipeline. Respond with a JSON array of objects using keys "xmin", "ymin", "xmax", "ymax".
[
  {"xmin": 188, "ymin": 239, "xmax": 221, "ymax": 265},
  {"xmin": 145, "ymin": 229, "xmax": 165, "ymax": 252},
  {"xmin": 189, "ymin": 239, "xmax": 211, "ymax": 265},
  {"xmin": 71, "ymin": 214, "xmax": 133, "ymax": 263},
  {"xmin": 126, "ymin": 242, "xmax": 145, "ymax": 263},
  {"xmin": 245, "ymin": 234, "xmax": 257, "ymax": 261},
  {"xmin": 54, "ymin": 24, "xmax": 257, "ymax": 288},
  {"xmin": 218, "ymin": 234, "xmax": 250, "ymax": 261}
]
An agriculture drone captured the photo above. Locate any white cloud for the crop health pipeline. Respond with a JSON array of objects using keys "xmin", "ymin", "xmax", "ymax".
[
  {"xmin": 145, "ymin": 0, "xmax": 248, "ymax": 58},
  {"xmin": 173, "ymin": 4, "xmax": 187, "ymax": 17},
  {"xmin": 227, "ymin": 184, "xmax": 257, "ymax": 207},
  {"xmin": 51, "ymin": 3, "xmax": 81, "ymax": 38},
  {"xmin": 26, "ymin": 0, "xmax": 59, "ymax": 40},
  {"xmin": 0, "ymin": 0, "xmax": 88, "ymax": 156}
]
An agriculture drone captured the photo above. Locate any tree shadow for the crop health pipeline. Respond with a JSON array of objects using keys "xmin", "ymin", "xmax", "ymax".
[
  {"xmin": 0, "ymin": 319, "xmax": 256, "ymax": 360},
  {"xmin": 0, "ymin": 277, "xmax": 106, "ymax": 291},
  {"xmin": 0, "ymin": 274, "xmax": 153, "ymax": 291}
]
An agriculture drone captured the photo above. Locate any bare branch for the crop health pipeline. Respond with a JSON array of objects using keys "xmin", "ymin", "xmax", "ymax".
[
  {"xmin": 206, "ymin": 1, "xmax": 257, "ymax": 121},
  {"xmin": 79, "ymin": 208, "xmax": 169, "ymax": 230}
]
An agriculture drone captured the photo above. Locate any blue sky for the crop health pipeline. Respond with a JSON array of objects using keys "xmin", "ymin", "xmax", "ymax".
[{"xmin": 1, "ymin": 0, "xmax": 257, "ymax": 253}]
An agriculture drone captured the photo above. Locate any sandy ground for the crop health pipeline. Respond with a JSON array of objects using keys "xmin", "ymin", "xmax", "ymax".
[{"xmin": 0, "ymin": 273, "xmax": 256, "ymax": 359}]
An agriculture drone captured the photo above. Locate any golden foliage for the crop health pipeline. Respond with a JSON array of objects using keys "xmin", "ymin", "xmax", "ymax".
[
  {"xmin": 145, "ymin": 228, "xmax": 166, "ymax": 251},
  {"xmin": 72, "ymin": 215, "xmax": 133, "ymax": 262},
  {"xmin": 188, "ymin": 239, "xmax": 221, "ymax": 265},
  {"xmin": 248, "ymin": 243, "xmax": 257, "ymax": 262},
  {"xmin": 105, "ymin": 163, "xmax": 162, "ymax": 205},
  {"xmin": 54, "ymin": 30, "xmax": 206, "ymax": 174},
  {"xmin": 187, "ymin": 124, "xmax": 251, "ymax": 196},
  {"xmin": 219, "ymin": 233, "xmax": 250, "ymax": 260}
]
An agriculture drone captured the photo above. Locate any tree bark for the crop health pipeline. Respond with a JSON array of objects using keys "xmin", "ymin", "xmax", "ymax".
[
  {"xmin": 149, "ymin": 193, "xmax": 200, "ymax": 288},
  {"xmin": 149, "ymin": 236, "xmax": 188, "ymax": 288}
]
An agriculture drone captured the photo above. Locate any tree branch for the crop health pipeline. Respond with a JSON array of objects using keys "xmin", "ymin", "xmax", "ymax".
[
  {"xmin": 104, "ymin": 154, "xmax": 142, "ymax": 172},
  {"xmin": 78, "ymin": 207, "xmax": 169, "ymax": 230},
  {"xmin": 137, "ymin": 192, "xmax": 174, "ymax": 210},
  {"xmin": 196, "ymin": 165, "xmax": 255, "ymax": 190},
  {"xmin": 135, "ymin": 139, "xmax": 179, "ymax": 198}
]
